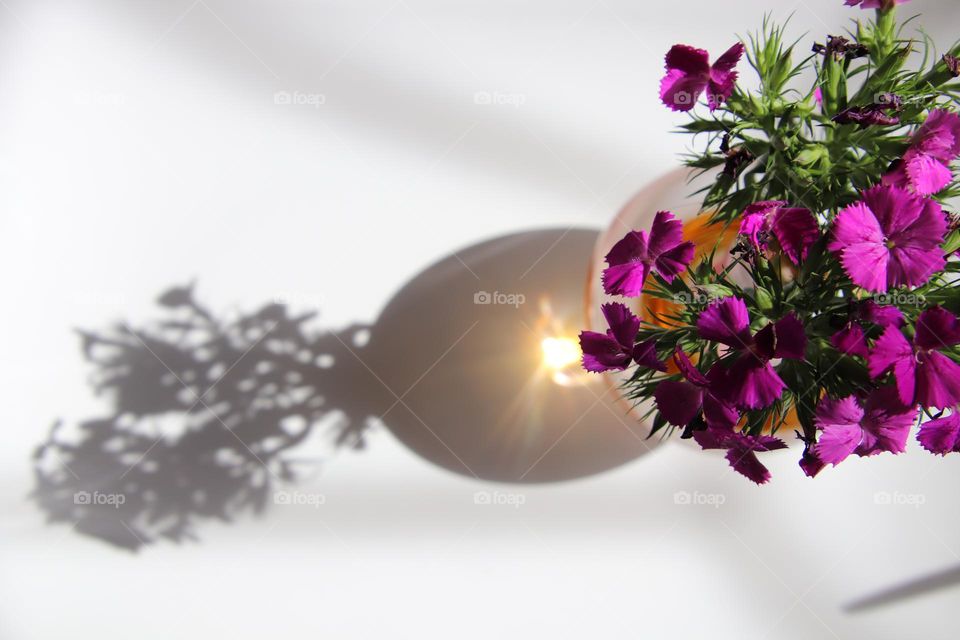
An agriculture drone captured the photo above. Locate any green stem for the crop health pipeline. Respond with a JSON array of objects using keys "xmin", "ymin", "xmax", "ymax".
[{"xmin": 874, "ymin": 7, "xmax": 897, "ymax": 61}]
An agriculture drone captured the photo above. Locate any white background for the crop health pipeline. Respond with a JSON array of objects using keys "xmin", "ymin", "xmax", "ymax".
[{"xmin": 2, "ymin": 0, "xmax": 960, "ymax": 638}]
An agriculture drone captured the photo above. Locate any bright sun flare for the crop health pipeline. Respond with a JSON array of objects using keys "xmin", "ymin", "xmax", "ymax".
[{"xmin": 540, "ymin": 336, "xmax": 581, "ymax": 372}]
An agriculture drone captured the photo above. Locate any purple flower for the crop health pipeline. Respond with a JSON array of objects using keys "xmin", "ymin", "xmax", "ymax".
[
  {"xmin": 945, "ymin": 54, "xmax": 960, "ymax": 78},
  {"xmin": 813, "ymin": 36, "xmax": 869, "ymax": 61},
  {"xmin": 654, "ymin": 349, "xmax": 739, "ymax": 429},
  {"xmin": 917, "ymin": 412, "xmax": 960, "ymax": 455},
  {"xmin": 814, "ymin": 390, "xmax": 918, "ymax": 466},
  {"xmin": 832, "ymin": 105, "xmax": 900, "ymax": 127},
  {"xmin": 737, "ymin": 201, "xmax": 820, "ymax": 264},
  {"xmin": 799, "ymin": 444, "xmax": 825, "ymax": 478},
  {"xmin": 602, "ymin": 211, "xmax": 695, "ymax": 297},
  {"xmin": 580, "ymin": 303, "xmax": 665, "ymax": 373},
  {"xmin": 828, "ymin": 185, "xmax": 946, "ymax": 293},
  {"xmin": 884, "ymin": 109, "xmax": 960, "ymax": 196},
  {"xmin": 738, "ymin": 201, "xmax": 784, "ymax": 250},
  {"xmin": 861, "ymin": 300, "xmax": 906, "ymax": 327},
  {"xmin": 830, "ymin": 300, "xmax": 904, "ymax": 358},
  {"xmin": 693, "ymin": 426, "xmax": 787, "ymax": 485},
  {"xmin": 831, "ymin": 323, "xmax": 870, "ymax": 358},
  {"xmin": 697, "ymin": 297, "xmax": 807, "ymax": 409},
  {"xmin": 844, "ymin": 0, "xmax": 910, "ymax": 8},
  {"xmin": 659, "ymin": 43, "xmax": 744, "ymax": 112},
  {"xmin": 869, "ymin": 307, "xmax": 960, "ymax": 409}
]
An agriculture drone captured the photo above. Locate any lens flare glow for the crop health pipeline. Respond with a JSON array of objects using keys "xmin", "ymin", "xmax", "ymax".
[{"xmin": 541, "ymin": 336, "xmax": 580, "ymax": 373}]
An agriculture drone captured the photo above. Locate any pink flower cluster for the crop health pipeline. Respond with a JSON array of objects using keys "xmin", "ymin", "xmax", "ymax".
[{"xmin": 582, "ymin": 52, "xmax": 960, "ymax": 482}]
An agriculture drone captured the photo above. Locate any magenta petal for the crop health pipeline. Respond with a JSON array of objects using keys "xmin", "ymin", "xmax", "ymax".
[
  {"xmin": 916, "ymin": 350, "xmax": 960, "ymax": 410},
  {"xmin": 724, "ymin": 448, "xmax": 772, "ymax": 484},
  {"xmin": 904, "ymin": 197, "xmax": 949, "ymax": 245},
  {"xmin": 692, "ymin": 426, "xmax": 730, "ymax": 450},
  {"xmin": 814, "ymin": 396, "xmax": 864, "ymax": 465},
  {"xmin": 915, "ymin": 306, "xmax": 960, "ymax": 351},
  {"xmin": 579, "ymin": 331, "xmax": 630, "ymax": 372},
  {"xmin": 697, "ymin": 297, "xmax": 752, "ymax": 349},
  {"xmin": 702, "ymin": 393, "xmax": 739, "ymax": 430},
  {"xmin": 743, "ymin": 200, "xmax": 785, "ymax": 218},
  {"xmin": 816, "ymin": 395, "xmax": 864, "ymax": 428},
  {"xmin": 882, "ymin": 160, "xmax": 910, "ymax": 190},
  {"xmin": 885, "ymin": 198, "xmax": 946, "ymax": 288},
  {"xmin": 887, "ymin": 245, "xmax": 946, "ymax": 289},
  {"xmin": 816, "ymin": 422, "xmax": 862, "ymax": 465},
  {"xmin": 724, "ymin": 434, "xmax": 785, "ymax": 485},
  {"xmin": 655, "ymin": 380, "xmax": 704, "ymax": 427},
  {"xmin": 893, "ymin": 351, "xmax": 918, "ymax": 407},
  {"xmin": 654, "ymin": 242, "xmax": 695, "ymax": 283},
  {"xmin": 857, "ymin": 390, "xmax": 917, "ymax": 456},
  {"xmin": 840, "ymin": 241, "xmax": 890, "ymax": 292},
  {"xmin": 664, "ymin": 44, "xmax": 711, "ymax": 75},
  {"xmin": 869, "ymin": 326, "xmax": 916, "ymax": 405},
  {"xmin": 711, "ymin": 42, "xmax": 745, "ymax": 75},
  {"xmin": 739, "ymin": 212, "xmax": 769, "ymax": 249},
  {"xmin": 643, "ymin": 211, "xmax": 694, "ymax": 282},
  {"xmin": 860, "ymin": 301, "xmax": 903, "ymax": 328},
  {"xmin": 601, "ymin": 302, "xmax": 640, "ymax": 349},
  {"xmin": 706, "ymin": 76, "xmax": 736, "ymax": 111},
  {"xmin": 917, "ymin": 412, "xmax": 960, "ymax": 455},
  {"xmin": 772, "ymin": 207, "xmax": 820, "ymax": 264},
  {"xmin": 832, "ymin": 323, "xmax": 869, "ymax": 358},
  {"xmin": 905, "ymin": 153, "xmax": 953, "ymax": 196},
  {"xmin": 799, "ymin": 444, "xmax": 825, "ymax": 478},
  {"xmin": 830, "ymin": 199, "xmax": 890, "ymax": 292},
  {"xmin": 605, "ymin": 229, "xmax": 647, "ymax": 265},
  {"xmin": 659, "ymin": 69, "xmax": 706, "ymax": 112},
  {"xmin": 865, "ymin": 184, "xmax": 926, "ymax": 237},
  {"xmin": 646, "ymin": 211, "xmax": 686, "ymax": 257},
  {"xmin": 633, "ymin": 340, "xmax": 667, "ymax": 371},
  {"xmin": 830, "ymin": 201, "xmax": 883, "ymax": 249},
  {"xmin": 914, "ymin": 109, "xmax": 960, "ymax": 161},
  {"xmin": 772, "ymin": 313, "xmax": 807, "ymax": 360},
  {"xmin": 895, "ymin": 196, "xmax": 949, "ymax": 246},
  {"xmin": 726, "ymin": 359, "xmax": 786, "ymax": 409},
  {"xmin": 673, "ymin": 348, "xmax": 709, "ymax": 386},
  {"xmin": 660, "ymin": 45, "xmax": 710, "ymax": 112},
  {"xmin": 707, "ymin": 43, "xmax": 744, "ymax": 110},
  {"xmin": 603, "ymin": 231, "xmax": 650, "ymax": 296},
  {"xmin": 868, "ymin": 326, "xmax": 912, "ymax": 378},
  {"xmin": 602, "ymin": 262, "xmax": 649, "ymax": 297}
]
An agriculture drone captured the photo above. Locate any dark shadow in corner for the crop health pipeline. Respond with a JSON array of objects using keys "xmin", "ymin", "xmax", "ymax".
[
  {"xmin": 844, "ymin": 564, "xmax": 960, "ymax": 613},
  {"xmin": 32, "ymin": 284, "xmax": 386, "ymax": 550}
]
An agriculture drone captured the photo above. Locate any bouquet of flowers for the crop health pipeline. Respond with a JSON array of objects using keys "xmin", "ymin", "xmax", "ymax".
[{"xmin": 580, "ymin": 0, "xmax": 960, "ymax": 484}]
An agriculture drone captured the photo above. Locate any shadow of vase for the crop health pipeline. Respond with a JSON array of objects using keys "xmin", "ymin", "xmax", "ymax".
[{"xmin": 32, "ymin": 228, "xmax": 656, "ymax": 550}]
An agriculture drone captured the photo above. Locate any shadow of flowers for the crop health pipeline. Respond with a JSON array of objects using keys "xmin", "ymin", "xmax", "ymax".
[{"xmin": 32, "ymin": 283, "xmax": 379, "ymax": 550}]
